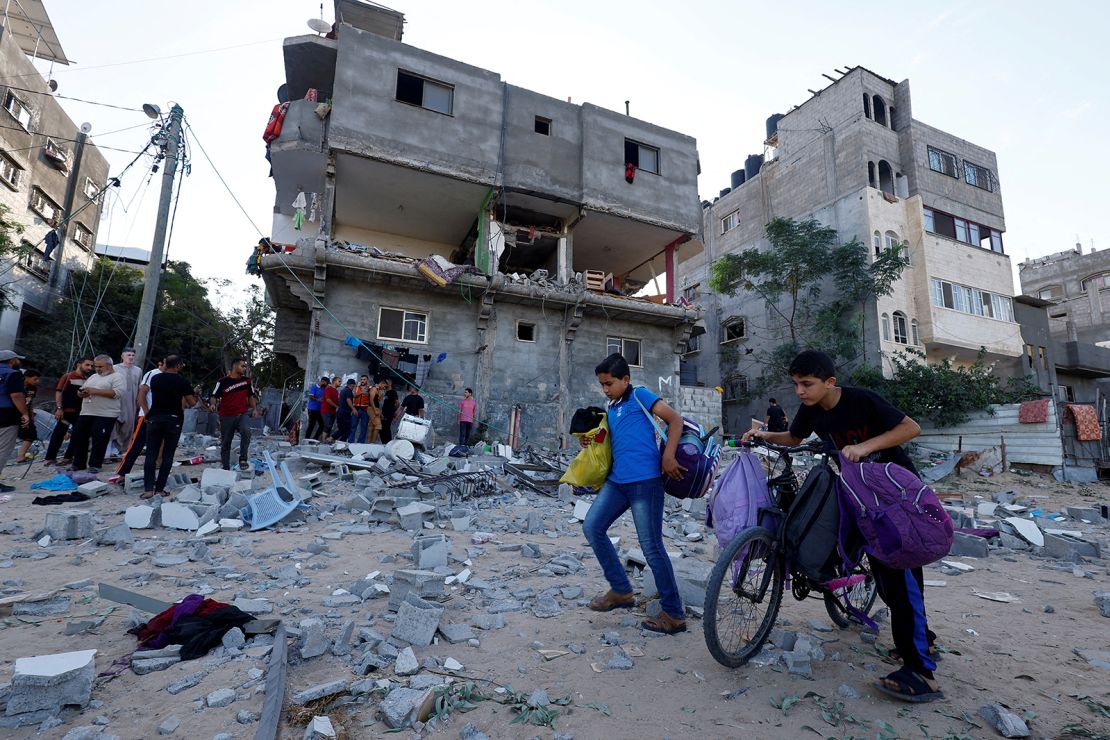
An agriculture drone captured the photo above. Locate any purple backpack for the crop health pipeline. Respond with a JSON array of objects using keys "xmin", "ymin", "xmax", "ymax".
[
  {"xmin": 836, "ymin": 454, "xmax": 954, "ymax": 570},
  {"xmin": 707, "ymin": 450, "xmax": 771, "ymax": 551}
]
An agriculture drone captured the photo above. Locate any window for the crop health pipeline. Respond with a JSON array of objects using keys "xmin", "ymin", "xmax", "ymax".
[
  {"xmin": 868, "ymin": 161, "xmax": 876, "ymax": 188},
  {"xmin": 863, "ymin": 94, "xmax": 872, "ymax": 120},
  {"xmin": 0, "ymin": 150, "xmax": 21, "ymax": 189},
  {"xmin": 878, "ymin": 160, "xmax": 894, "ymax": 195},
  {"xmin": 17, "ymin": 241, "xmax": 49, "ymax": 280},
  {"xmin": 872, "ymin": 230, "xmax": 881, "ymax": 256},
  {"xmin": 884, "ymin": 230, "xmax": 900, "ymax": 252},
  {"xmin": 1038, "ymin": 285, "xmax": 1063, "ymax": 300},
  {"xmin": 1081, "ymin": 273, "xmax": 1110, "ymax": 292},
  {"xmin": 684, "ymin": 333, "xmax": 700, "ymax": 354},
  {"xmin": 872, "ymin": 95, "xmax": 887, "ymax": 126},
  {"xmin": 395, "ymin": 70, "xmax": 453, "ymax": 115},
  {"xmin": 881, "ymin": 313, "xmax": 891, "ymax": 341},
  {"xmin": 607, "ymin": 337, "xmax": 641, "ymax": 366},
  {"xmin": 624, "ymin": 139, "xmax": 660, "ymax": 175},
  {"xmin": 83, "ymin": 177, "xmax": 98, "ymax": 199},
  {"xmin": 964, "ymin": 161, "xmax": 992, "ymax": 191},
  {"xmin": 682, "ymin": 283, "xmax": 699, "ymax": 302},
  {"xmin": 723, "ymin": 373, "xmax": 749, "ymax": 401},
  {"xmin": 910, "ymin": 319, "xmax": 920, "ymax": 346},
  {"xmin": 43, "ymin": 138, "xmax": 68, "ymax": 169},
  {"xmin": 989, "ymin": 229, "xmax": 1003, "ymax": 253},
  {"xmin": 1038, "ymin": 346, "xmax": 1048, "ymax": 373},
  {"xmin": 720, "ymin": 317, "xmax": 747, "ymax": 343},
  {"xmin": 72, "ymin": 222, "xmax": 93, "ymax": 249},
  {"xmin": 3, "ymin": 91, "xmax": 32, "ymax": 130},
  {"xmin": 923, "ymin": 207, "xmax": 935, "ymax": 234},
  {"xmin": 29, "ymin": 187, "xmax": 59, "ymax": 223},
  {"xmin": 927, "ymin": 146, "xmax": 958, "ymax": 177},
  {"xmin": 378, "ymin": 306, "xmax": 428, "ymax": 343},
  {"xmin": 924, "ymin": 206, "xmax": 1005, "ymax": 254},
  {"xmin": 516, "ymin": 321, "xmax": 536, "ymax": 342},
  {"xmin": 721, "ymin": 210, "xmax": 739, "ymax": 233},
  {"xmin": 892, "ymin": 311, "xmax": 909, "ymax": 344},
  {"xmin": 534, "ymin": 116, "xmax": 551, "ymax": 136},
  {"xmin": 931, "ymin": 279, "xmax": 1013, "ymax": 322}
]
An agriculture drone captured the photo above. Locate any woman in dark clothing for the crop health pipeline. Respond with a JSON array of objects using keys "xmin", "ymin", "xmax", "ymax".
[{"xmin": 379, "ymin": 379, "xmax": 398, "ymax": 444}]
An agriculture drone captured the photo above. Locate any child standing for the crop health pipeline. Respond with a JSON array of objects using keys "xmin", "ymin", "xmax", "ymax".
[
  {"xmin": 744, "ymin": 350, "xmax": 941, "ymax": 702},
  {"xmin": 582, "ymin": 353, "xmax": 689, "ymax": 635},
  {"xmin": 458, "ymin": 388, "xmax": 477, "ymax": 446}
]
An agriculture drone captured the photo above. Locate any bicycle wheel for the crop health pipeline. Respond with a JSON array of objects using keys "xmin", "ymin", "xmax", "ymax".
[
  {"xmin": 824, "ymin": 560, "xmax": 879, "ymax": 628},
  {"xmin": 703, "ymin": 526, "xmax": 784, "ymax": 667}
]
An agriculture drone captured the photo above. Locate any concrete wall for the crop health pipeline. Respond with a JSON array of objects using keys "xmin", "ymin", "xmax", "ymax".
[
  {"xmin": 1012, "ymin": 298, "xmax": 1058, "ymax": 394},
  {"xmin": 501, "ymin": 85, "xmax": 582, "ymax": 205},
  {"xmin": 0, "ymin": 27, "xmax": 109, "ymax": 350},
  {"xmin": 916, "ymin": 401, "xmax": 1063, "ymax": 467},
  {"xmin": 677, "ymin": 385, "xmax": 723, "ymax": 438},
  {"xmin": 1019, "ymin": 247, "xmax": 1110, "ymax": 345}
]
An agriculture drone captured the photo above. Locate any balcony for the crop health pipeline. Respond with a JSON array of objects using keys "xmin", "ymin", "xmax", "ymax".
[{"xmin": 1055, "ymin": 340, "xmax": 1110, "ymax": 378}]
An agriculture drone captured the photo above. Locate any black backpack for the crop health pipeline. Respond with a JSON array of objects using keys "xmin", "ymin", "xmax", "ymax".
[{"xmin": 783, "ymin": 459, "xmax": 841, "ymax": 584}]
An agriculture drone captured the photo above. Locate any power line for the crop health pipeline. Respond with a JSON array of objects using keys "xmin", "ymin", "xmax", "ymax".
[{"xmin": 0, "ymin": 82, "xmax": 143, "ymax": 112}]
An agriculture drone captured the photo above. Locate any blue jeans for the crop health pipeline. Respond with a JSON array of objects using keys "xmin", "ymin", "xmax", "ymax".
[
  {"xmin": 349, "ymin": 409, "xmax": 368, "ymax": 443},
  {"xmin": 582, "ymin": 477, "xmax": 683, "ymax": 618}
]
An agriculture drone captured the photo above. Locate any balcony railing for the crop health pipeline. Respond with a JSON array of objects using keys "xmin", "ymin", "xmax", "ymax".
[{"xmin": 17, "ymin": 249, "xmax": 50, "ymax": 280}]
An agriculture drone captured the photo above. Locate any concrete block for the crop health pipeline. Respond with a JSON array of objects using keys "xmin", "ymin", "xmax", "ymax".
[
  {"xmin": 572, "ymin": 499, "xmax": 591, "ymax": 521},
  {"xmin": 1043, "ymin": 533, "xmax": 1100, "ymax": 561},
  {"xmin": 160, "ymin": 503, "xmax": 200, "ymax": 531},
  {"xmin": 12, "ymin": 596, "xmax": 70, "ymax": 616},
  {"xmin": 76, "ymin": 481, "xmax": 108, "ymax": 498},
  {"xmin": 298, "ymin": 617, "xmax": 329, "ymax": 659},
  {"xmin": 200, "ymin": 468, "xmax": 238, "ymax": 489},
  {"xmin": 412, "ymin": 535, "xmax": 448, "ymax": 569},
  {"xmin": 124, "ymin": 505, "xmax": 159, "ymax": 529},
  {"xmin": 437, "ymin": 623, "xmax": 476, "ymax": 644},
  {"xmin": 388, "ymin": 569, "xmax": 444, "ymax": 610},
  {"xmin": 231, "ymin": 598, "xmax": 273, "ymax": 615},
  {"xmin": 391, "ymin": 593, "xmax": 445, "ymax": 647},
  {"xmin": 292, "ymin": 679, "xmax": 348, "ymax": 705},
  {"xmin": 164, "ymin": 671, "xmax": 206, "ymax": 695},
  {"xmin": 176, "ymin": 485, "xmax": 202, "ymax": 503},
  {"xmin": 96, "ymin": 523, "xmax": 134, "ymax": 546},
  {"xmin": 948, "ymin": 531, "xmax": 989, "ymax": 558},
  {"xmin": 303, "ymin": 716, "xmax": 337, "ymax": 740},
  {"xmin": 378, "ymin": 686, "xmax": 433, "ymax": 729},
  {"xmin": 1066, "ymin": 506, "xmax": 1101, "ymax": 522},
  {"xmin": 450, "ymin": 516, "xmax": 471, "ymax": 531},
  {"xmin": 44, "ymin": 510, "xmax": 93, "ymax": 541},
  {"xmin": 158, "ymin": 716, "xmax": 181, "ymax": 735},
  {"xmin": 642, "ymin": 558, "xmax": 713, "ymax": 607},
  {"xmin": 5, "ymin": 649, "xmax": 96, "ymax": 716},
  {"xmin": 131, "ymin": 656, "xmax": 181, "ymax": 675},
  {"xmin": 205, "ymin": 688, "xmax": 236, "ymax": 708},
  {"xmin": 196, "ymin": 521, "xmax": 219, "ymax": 538},
  {"xmin": 393, "ymin": 646, "xmax": 419, "ymax": 676}
]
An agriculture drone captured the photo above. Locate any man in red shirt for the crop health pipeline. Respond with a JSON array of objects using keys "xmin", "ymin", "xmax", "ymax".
[
  {"xmin": 322, "ymin": 377, "xmax": 340, "ymax": 441},
  {"xmin": 211, "ymin": 358, "xmax": 257, "ymax": 470},
  {"xmin": 43, "ymin": 357, "xmax": 92, "ymax": 466}
]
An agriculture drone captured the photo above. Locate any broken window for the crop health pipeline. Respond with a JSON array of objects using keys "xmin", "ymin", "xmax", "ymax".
[
  {"xmin": 723, "ymin": 373, "xmax": 748, "ymax": 401},
  {"xmin": 721, "ymin": 210, "xmax": 738, "ymax": 234},
  {"xmin": 378, "ymin": 306, "xmax": 428, "ymax": 343},
  {"xmin": 29, "ymin": 186, "xmax": 59, "ymax": 223},
  {"xmin": 872, "ymin": 230, "xmax": 882, "ymax": 257},
  {"xmin": 516, "ymin": 321, "xmax": 536, "ymax": 342},
  {"xmin": 684, "ymin": 333, "xmax": 700, "ymax": 354},
  {"xmin": 682, "ymin": 283, "xmax": 699, "ymax": 302},
  {"xmin": 395, "ymin": 70, "xmax": 453, "ymax": 115},
  {"xmin": 534, "ymin": 116, "xmax": 551, "ymax": 135},
  {"xmin": 892, "ymin": 311, "xmax": 909, "ymax": 344},
  {"xmin": 607, "ymin": 336, "xmax": 642, "ymax": 366},
  {"xmin": 72, "ymin": 222, "xmax": 93, "ymax": 249},
  {"xmin": 624, "ymin": 139, "xmax": 659, "ymax": 175},
  {"xmin": 3, "ymin": 91, "xmax": 32, "ymax": 130},
  {"xmin": 884, "ymin": 230, "xmax": 900, "ymax": 252},
  {"xmin": 1038, "ymin": 285, "xmax": 1063, "ymax": 300},
  {"xmin": 720, "ymin": 317, "xmax": 746, "ymax": 343},
  {"xmin": 83, "ymin": 176, "xmax": 98, "ymax": 199},
  {"xmin": 0, "ymin": 149, "xmax": 21, "ymax": 189},
  {"xmin": 927, "ymin": 146, "xmax": 959, "ymax": 177},
  {"xmin": 867, "ymin": 161, "xmax": 876, "ymax": 188},
  {"xmin": 963, "ymin": 160, "xmax": 993, "ymax": 191}
]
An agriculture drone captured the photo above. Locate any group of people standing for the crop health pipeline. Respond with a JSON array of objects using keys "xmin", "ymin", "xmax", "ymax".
[{"xmin": 305, "ymin": 375, "xmax": 426, "ymax": 445}]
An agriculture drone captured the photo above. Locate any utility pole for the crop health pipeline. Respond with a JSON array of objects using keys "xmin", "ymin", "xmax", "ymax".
[
  {"xmin": 52, "ymin": 125, "xmax": 88, "ymax": 289},
  {"xmin": 133, "ymin": 104, "xmax": 184, "ymax": 368}
]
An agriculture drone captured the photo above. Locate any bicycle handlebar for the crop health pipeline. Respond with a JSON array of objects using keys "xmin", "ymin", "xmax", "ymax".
[{"xmin": 744, "ymin": 437, "xmax": 827, "ymax": 455}]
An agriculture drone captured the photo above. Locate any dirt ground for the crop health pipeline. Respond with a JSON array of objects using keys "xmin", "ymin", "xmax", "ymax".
[{"xmin": 0, "ymin": 449, "xmax": 1107, "ymax": 740}]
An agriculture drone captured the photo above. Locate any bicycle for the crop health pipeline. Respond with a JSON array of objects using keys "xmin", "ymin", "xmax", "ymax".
[{"xmin": 703, "ymin": 438, "xmax": 878, "ymax": 668}]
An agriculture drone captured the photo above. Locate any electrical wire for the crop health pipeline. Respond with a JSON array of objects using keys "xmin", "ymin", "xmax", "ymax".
[{"xmin": 0, "ymin": 82, "xmax": 143, "ymax": 112}]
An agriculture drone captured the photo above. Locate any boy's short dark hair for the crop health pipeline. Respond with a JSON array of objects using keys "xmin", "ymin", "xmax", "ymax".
[
  {"xmin": 465, "ymin": 387, "xmax": 473, "ymax": 394},
  {"xmin": 769, "ymin": 397, "xmax": 777, "ymax": 404},
  {"xmin": 164, "ymin": 355, "xmax": 184, "ymax": 370},
  {"xmin": 595, "ymin": 353, "xmax": 631, "ymax": 378},
  {"xmin": 23, "ymin": 368, "xmax": 40, "ymax": 378},
  {"xmin": 788, "ymin": 350, "xmax": 836, "ymax": 380},
  {"xmin": 320, "ymin": 375, "xmax": 329, "ymax": 383},
  {"xmin": 346, "ymin": 378, "xmax": 356, "ymax": 385}
]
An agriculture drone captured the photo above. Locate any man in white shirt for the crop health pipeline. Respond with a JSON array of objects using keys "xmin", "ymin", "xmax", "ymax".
[{"xmin": 109, "ymin": 357, "xmax": 164, "ymax": 484}]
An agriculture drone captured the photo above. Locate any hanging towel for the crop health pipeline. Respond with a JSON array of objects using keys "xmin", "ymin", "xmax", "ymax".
[
  {"xmin": 1018, "ymin": 398, "xmax": 1050, "ymax": 424},
  {"xmin": 1064, "ymin": 404, "xmax": 1101, "ymax": 441}
]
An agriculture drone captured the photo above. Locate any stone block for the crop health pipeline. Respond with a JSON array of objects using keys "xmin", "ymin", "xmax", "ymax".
[
  {"xmin": 391, "ymin": 593, "xmax": 444, "ymax": 647},
  {"xmin": 44, "ymin": 510, "xmax": 93, "ymax": 541},
  {"xmin": 450, "ymin": 516, "xmax": 471, "ymax": 531},
  {"xmin": 642, "ymin": 558, "xmax": 713, "ymax": 607},
  {"xmin": 393, "ymin": 646, "xmax": 419, "ymax": 676},
  {"xmin": 131, "ymin": 656, "xmax": 181, "ymax": 675},
  {"xmin": 303, "ymin": 716, "xmax": 337, "ymax": 740},
  {"xmin": 231, "ymin": 598, "xmax": 272, "ymax": 615},
  {"xmin": 158, "ymin": 716, "xmax": 181, "ymax": 735},
  {"xmin": 200, "ymin": 468, "xmax": 238, "ymax": 489},
  {"xmin": 1066, "ymin": 506, "xmax": 1101, "ymax": 522},
  {"xmin": 164, "ymin": 671, "xmax": 206, "ymax": 695},
  {"xmin": 437, "ymin": 623, "xmax": 476, "ymax": 644},
  {"xmin": 378, "ymin": 686, "xmax": 434, "ymax": 729},
  {"xmin": 292, "ymin": 680, "xmax": 348, "ymax": 705},
  {"xmin": 125, "ymin": 505, "xmax": 159, "ymax": 529},
  {"xmin": 12, "ymin": 596, "xmax": 70, "ymax": 616},
  {"xmin": 412, "ymin": 535, "xmax": 448, "ymax": 569},
  {"xmin": 160, "ymin": 503, "xmax": 200, "ymax": 531},
  {"xmin": 977, "ymin": 703, "xmax": 1029, "ymax": 738},
  {"xmin": 5, "ymin": 649, "xmax": 96, "ymax": 716},
  {"xmin": 176, "ymin": 485, "xmax": 202, "ymax": 503},
  {"xmin": 572, "ymin": 499, "xmax": 591, "ymax": 521},
  {"xmin": 77, "ymin": 481, "xmax": 108, "ymax": 498},
  {"xmin": 948, "ymin": 531, "xmax": 989, "ymax": 558},
  {"xmin": 388, "ymin": 569, "xmax": 444, "ymax": 610},
  {"xmin": 1043, "ymin": 533, "xmax": 1100, "ymax": 561},
  {"xmin": 205, "ymin": 688, "xmax": 236, "ymax": 708},
  {"xmin": 298, "ymin": 617, "xmax": 329, "ymax": 659}
]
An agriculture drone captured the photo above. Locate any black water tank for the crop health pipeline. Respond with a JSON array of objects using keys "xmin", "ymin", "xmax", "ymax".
[
  {"xmin": 744, "ymin": 154, "xmax": 764, "ymax": 181},
  {"xmin": 766, "ymin": 113, "xmax": 785, "ymax": 140},
  {"xmin": 701, "ymin": 200, "xmax": 712, "ymax": 209},
  {"xmin": 730, "ymin": 169, "xmax": 746, "ymax": 189},
  {"xmin": 719, "ymin": 187, "xmax": 731, "ymax": 198}
]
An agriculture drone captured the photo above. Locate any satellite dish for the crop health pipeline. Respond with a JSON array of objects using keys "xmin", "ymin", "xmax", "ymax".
[
  {"xmin": 307, "ymin": 18, "xmax": 331, "ymax": 33},
  {"xmin": 142, "ymin": 103, "xmax": 162, "ymax": 119},
  {"xmin": 79, "ymin": 122, "xmax": 92, "ymax": 134},
  {"xmin": 277, "ymin": 83, "xmax": 290, "ymax": 104},
  {"xmin": 47, "ymin": 79, "xmax": 58, "ymax": 92}
]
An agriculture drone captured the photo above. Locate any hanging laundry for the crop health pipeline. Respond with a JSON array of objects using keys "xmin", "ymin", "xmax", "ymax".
[
  {"xmin": 1065, "ymin": 404, "xmax": 1101, "ymax": 441},
  {"xmin": 625, "ymin": 162, "xmax": 637, "ymax": 184},
  {"xmin": 43, "ymin": 229, "xmax": 59, "ymax": 260},
  {"xmin": 292, "ymin": 191, "xmax": 307, "ymax": 230},
  {"xmin": 436, "ymin": 352, "xmax": 448, "ymax": 363},
  {"xmin": 308, "ymin": 192, "xmax": 319, "ymax": 222}
]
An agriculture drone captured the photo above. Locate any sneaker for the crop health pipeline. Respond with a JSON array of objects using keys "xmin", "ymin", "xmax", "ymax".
[
  {"xmin": 239, "ymin": 461, "xmax": 251, "ymax": 471},
  {"xmin": 107, "ymin": 474, "xmax": 123, "ymax": 484}
]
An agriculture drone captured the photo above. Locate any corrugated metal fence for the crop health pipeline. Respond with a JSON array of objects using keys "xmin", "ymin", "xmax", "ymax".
[{"xmin": 915, "ymin": 401, "xmax": 1064, "ymax": 467}]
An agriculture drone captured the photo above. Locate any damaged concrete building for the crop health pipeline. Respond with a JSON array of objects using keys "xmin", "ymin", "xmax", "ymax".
[
  {"xmin": 260, "ymin": 0, "xmax": 712, "ymax": 446},
  {"xmin": 677, "ymin": 67, "xmax": 1022, "ymax": 435}
]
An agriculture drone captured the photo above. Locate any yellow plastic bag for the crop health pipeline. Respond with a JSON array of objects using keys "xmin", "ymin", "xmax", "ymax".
[{"xmin": 560, "ymin": 416, "xmax": 611, "ymax": 489}]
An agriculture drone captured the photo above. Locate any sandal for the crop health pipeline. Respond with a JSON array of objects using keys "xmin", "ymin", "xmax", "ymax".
[
  {"xmin": 589, "ymin": 590, "xmax": 634, "ymax": 612},
  {"xmin": 140, "ymin": 491, "xmax": 156, "ymax": 500},
  {"xmin": 887, "ymin": 645, "xmax": 942, "ymax": 663},
  {"xmin": 876, "ymin": 667, "xmax": 944, "ymax": 703},
  {"xmin": 641, "ymin": 613, "xmax": 687, "ymax": 635}
]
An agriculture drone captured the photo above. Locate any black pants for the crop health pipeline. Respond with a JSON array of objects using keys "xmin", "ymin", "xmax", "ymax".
[
  {"xmin": 144, "ymin": 414, "xmax": 183, "ymax": 493},
  {"xmin": 335, "ymin": 413, "xmax": 352, "ymax": 444},
  {"xmin": 380, "ymin": 406, "xmax": 395, "ymax": 444},
  {"xmin": 116, "ymin": 417, "xmax": 147, "ymax": 476},
  {"xmin": 219, "ymin": 413, "xmax": 252, "ymax": 469},
  {"xmin": 458, "ymin": 421, "xmax": 473, "ymax": 446},
  {"xmin": 45, "ymin": 412, "xmax": 79, "ymax": 461},
  {"xmin": 321, "ymin": 413, "xmax": 335, "ymax": 439},
  {"xmin": 306, "ymin": 409, "xmax": 324, "ymax": 440},
  {"xmin": 68, "ymin": 415, "xmax": 114, "ymax": 471},
  {"xmin": 869, "ymin": 556, "xmax": 936, "ymax": 677}
]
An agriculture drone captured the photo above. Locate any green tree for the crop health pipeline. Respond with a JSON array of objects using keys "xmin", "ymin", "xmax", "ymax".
[
  {"xmin": 0, "ymin": 203, "xmax": 27, "ymax": 307},
  {"xmin": 708, "ymin": 217, "xmax": 908, "ymax": 395}
]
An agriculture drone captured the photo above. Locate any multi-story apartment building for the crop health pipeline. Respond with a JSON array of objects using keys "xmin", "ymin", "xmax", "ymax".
[
  {"xmin": 1018, "ymin": 244, "xmax": 1110, "ymax": 404},
  {"xmin": 677, "ymin": 67, "xmax": 1022, "ymax": 434},
  {"xmin": 259, "ymin": 0, "xmax": 709, "ymax": 445},
  {"xmin": 0, "ymin": 5, "xmax": 109, "ymax": 350}
]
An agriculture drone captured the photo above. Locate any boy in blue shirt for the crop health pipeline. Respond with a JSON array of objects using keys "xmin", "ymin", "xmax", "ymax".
[
  {"xmin": 582, "ymin": 353, "xmax": 689, "ymax": 635},
  {"xmin": 745, "ymin": 350, "xmax": 942, "ymax": 702}
]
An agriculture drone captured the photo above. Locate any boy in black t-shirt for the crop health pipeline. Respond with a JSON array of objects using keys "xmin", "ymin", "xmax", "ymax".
[{"xmin": 744, "ymin": 350, "xmax": 942, "ymax": 703}]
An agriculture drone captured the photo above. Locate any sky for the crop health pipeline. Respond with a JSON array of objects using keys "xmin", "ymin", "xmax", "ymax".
[{"xmin": 32, "ymin": 0, "xmax": 1110, "ymax": 306}]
